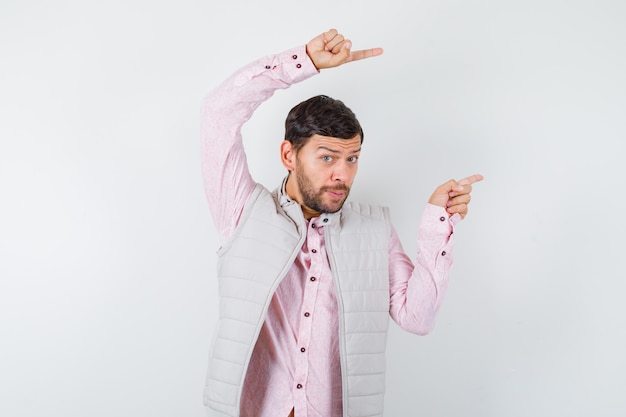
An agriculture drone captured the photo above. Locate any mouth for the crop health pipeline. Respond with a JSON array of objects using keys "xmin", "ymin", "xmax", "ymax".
[
  {"xmin": 324, "ymin": 186, "xmax": 348, "ymax": 200},
  {"xmin": 326, "ymin": 190, "xmax": 345, "ymax": 199}
]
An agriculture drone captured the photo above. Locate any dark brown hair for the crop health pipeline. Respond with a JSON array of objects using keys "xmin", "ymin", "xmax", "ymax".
[{"xmin": 284, "ymin": 95, "xmax": 363, "ymax": 152}]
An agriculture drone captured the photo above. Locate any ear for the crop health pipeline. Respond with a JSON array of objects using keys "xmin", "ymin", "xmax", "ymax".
[{"xmin": 280, "ymin": 140, "xmax": 296, "ymax": 171}]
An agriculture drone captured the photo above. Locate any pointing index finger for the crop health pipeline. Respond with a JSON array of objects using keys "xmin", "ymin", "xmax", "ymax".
[
  {"xmin": 347, "ymin": 47, "xmax": 384, "ymax": 63},
  {"xmin": 458, "ymin": 174, "xmax": 484, "ymax": 186}
]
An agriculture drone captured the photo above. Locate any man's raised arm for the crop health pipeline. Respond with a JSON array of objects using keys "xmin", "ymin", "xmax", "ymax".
[{"xmin": 201, "ymin": 29, "xmax": 382, "ymax": 243}]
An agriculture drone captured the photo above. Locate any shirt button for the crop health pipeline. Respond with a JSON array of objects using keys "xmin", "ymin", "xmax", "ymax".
[
  {"xmin": 296, "ymin": 384, "xmax": 303, "ymax": 389},
  {"xmin": 311, "ymin": 224, "xmax": 316, "ymax": 228},
  {"xmin": 292, "ymin": 54, "xmax": 298, "ymax": 59},
  {"xmin": 441, "ymin": 251, "xmax": 447, "ymax": 256},
  {"xmin": 311, "ymin": 249, "xmax": 317, "ymax": 253},
  {"xmin": 439, "ymin": 216, "xmax": 446, "ymax": 222},
  {"xmin": 265, "ymin": 65, "xmax": 270, "ymax": 69},
  {"xmin": 296, "ymin": 63, "xmax": 302, "ymax": 68},
  {"xmin": 304, "ymin": 312, "xmax": 310, "ymax": 317},
  {"xmin": 323, "ymin": 218, "xmax": 328, "ymax": 223},
  {"xmin": 310, "ymin": 277, "xmax": 316, "ymax": 282},
  {"xmin": 301, "ymin": 347, "xmax": 306, "ymax": 352}
]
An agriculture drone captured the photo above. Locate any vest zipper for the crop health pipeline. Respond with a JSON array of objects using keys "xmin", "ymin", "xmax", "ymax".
[{"xmin": 324, "ymin": 226, "xmax": 349, "ymax": 417}]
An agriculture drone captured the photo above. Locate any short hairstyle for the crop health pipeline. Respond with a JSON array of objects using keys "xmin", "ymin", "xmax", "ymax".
[{"xmin": 284, "ymin": 95, "xmax": 364, "ymax": 152}]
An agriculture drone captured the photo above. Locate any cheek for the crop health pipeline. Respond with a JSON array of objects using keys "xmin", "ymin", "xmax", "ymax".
[
  {"xmin": 308, "ymin": 162, "xmax": 332, "ymax": 179},
  {"xmin": 300, "ymin": 163, "xmax": 327, "ymax": 185},
  {"xmin": 347, "ymin": 165, "xmax": 359, "ymax": 183}
]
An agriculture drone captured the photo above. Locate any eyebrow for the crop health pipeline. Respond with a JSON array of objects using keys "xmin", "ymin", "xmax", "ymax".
[{"xmin": 317, "ymin": 146, "xmax": 361, "ymax": 154}]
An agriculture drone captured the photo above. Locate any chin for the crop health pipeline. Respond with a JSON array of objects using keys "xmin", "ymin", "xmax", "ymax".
[{"xmin": 322, "ymin": 201, "xmax": 346, "ymax": 214}]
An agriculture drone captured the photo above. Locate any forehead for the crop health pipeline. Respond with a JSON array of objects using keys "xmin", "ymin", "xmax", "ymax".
[{"xmin": 305, "ymin": 134, "xmax": 362, "ymax": 152}]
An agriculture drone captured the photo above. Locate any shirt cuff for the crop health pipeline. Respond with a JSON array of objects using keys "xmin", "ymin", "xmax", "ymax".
[
  {"xmin": 418, "ymin": 203, "xmax": 456, "ymax": 240},
  {"xmin": 264, "ymin": 45, "xmax": 319, "ymax": 84}
]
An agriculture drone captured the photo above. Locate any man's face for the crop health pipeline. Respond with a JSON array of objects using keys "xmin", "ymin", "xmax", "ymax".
[{"xmin": 286, "ymin": 134, "xmax": 361, "ymax": 219}]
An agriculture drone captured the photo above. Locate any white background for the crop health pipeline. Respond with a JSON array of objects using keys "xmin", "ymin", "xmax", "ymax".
[{"xmin": 1, "ymin": 1, "xmax": 624, "ymax": 416}]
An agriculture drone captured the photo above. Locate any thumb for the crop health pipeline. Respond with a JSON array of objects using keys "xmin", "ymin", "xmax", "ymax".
[{"xmin": 428, "ymin": 179, "xmax": 460, "ymax": 207}]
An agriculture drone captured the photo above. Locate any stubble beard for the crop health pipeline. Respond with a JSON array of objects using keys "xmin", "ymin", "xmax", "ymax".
[{"xmin": 295, "ymin": 167, "xmax": 350, "ymax": 215}]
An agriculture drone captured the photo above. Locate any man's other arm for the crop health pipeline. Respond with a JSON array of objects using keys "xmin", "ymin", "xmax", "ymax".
[{"xmin": 389, "ymin": 175, "xmax": 483, "ymax": 334}]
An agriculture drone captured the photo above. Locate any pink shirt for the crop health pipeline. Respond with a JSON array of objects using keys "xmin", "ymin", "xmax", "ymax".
[{"xmin": 202, "ymin": 45, "xmax": 457, "ymax": 417}]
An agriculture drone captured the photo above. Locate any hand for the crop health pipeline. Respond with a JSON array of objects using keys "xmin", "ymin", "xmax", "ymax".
[
  {"xmin": 428, "ymin": 174, "xmax": 484, "ymax": 219},
  {"xmin": 306, "ymin": 28, "xmax": 383, "ymax": 70}
]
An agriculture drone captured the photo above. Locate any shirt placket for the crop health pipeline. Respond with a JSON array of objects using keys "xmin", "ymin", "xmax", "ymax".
[{"xmin": 293, "ymin": 218, "xmax": 325, "ymax": 416}]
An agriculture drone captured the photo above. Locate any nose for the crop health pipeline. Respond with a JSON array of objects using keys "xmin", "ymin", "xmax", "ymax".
[{"xmin": 331, "ymin": 160, "xmax": 352, "ymax": 182}]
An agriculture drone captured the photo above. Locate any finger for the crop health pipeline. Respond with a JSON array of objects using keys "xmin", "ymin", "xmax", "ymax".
[
  {"xmin": 323, "ymin": 29, "xmax": 339, "ymax": 50},
  {"xmin": 458, "ymin": 174, "xmax": 484, "ymax": 186},
  {"xmin": 447, "ymin": 193, "xmax": 471, "ymax": 207},
  {"xmin": 323, "ymin": 28, "xmax": 338, "ymax": 44},
  {"xmin": 447, "ymin": 203, "xmax": 468, "ymax": 218},
  {"xmin": 320, "ymin": 42, "xmax": 351, "ymax": 67},
  {"xmin": 330, "ymin": 40, "xmax": 349, "ymax": 56},
  {"xmin": 449, "ymin": 183, "xmax": 471, "ymax": 198},
  {"xmin": 326, "ymin": 34, "xmax": 346, "ymax": 53},
  {"xmin": 435, "ymin": 179, "xmax": 459, "ymax": 196},
  {"xmin": 347, "ymin": 47, "xmax": 384, "ymax": 63}
]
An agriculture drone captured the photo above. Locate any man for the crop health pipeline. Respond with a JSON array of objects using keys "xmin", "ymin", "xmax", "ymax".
[{"xmin": 202, "ymin": 29, "xmax": 482, "ymax": 417}]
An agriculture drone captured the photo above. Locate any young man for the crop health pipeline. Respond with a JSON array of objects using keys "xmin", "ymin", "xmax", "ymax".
[{"xmin": 202, "ymin": 29, "xmax": 482, "ymax": 417}]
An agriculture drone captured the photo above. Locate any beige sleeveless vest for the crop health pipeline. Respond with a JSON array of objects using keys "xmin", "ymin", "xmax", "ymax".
[{"xmin": 205, "ymin": 183, "xmax": 391, "ymax": 417}]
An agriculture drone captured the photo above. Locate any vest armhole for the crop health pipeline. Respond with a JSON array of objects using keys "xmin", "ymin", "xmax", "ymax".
[
  {"xmin": 382, "ymin": 205, "xmax": 392, "ymax": 241},
  {"xmin": 217, "ymin": 183, "xmax": 266, "ymax": 256}
]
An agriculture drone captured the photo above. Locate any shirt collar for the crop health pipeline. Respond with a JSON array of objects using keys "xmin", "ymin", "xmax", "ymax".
[{"xmin": 277, "ymin": 175, "xmax": 342, "ymax": 226}]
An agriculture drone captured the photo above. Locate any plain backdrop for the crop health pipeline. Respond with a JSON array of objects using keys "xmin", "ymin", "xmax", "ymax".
[{"xmin": 1, "ymin": 1, "xmax": 624, "ymax": 416}]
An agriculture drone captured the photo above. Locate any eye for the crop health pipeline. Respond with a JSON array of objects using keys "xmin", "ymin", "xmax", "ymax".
[
  {"xmin": 347, "ymin": 156, "xmax": 358, "ymax": 163},
  {"xmin": 321, "ymin": 155, "xmax": 333, "ymax": 162}
]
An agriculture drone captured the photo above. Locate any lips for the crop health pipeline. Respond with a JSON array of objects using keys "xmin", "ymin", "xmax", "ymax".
[
  {"xmin": 327, "ymin": 190, "xmax": 345, "ymax": 199},
  {"xmin": 323, "ymin": 185, "xmax": 349, "ymax": 200}
]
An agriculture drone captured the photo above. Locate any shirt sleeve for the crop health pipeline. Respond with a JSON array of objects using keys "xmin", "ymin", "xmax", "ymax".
[
  {"xmin": 388, "ymin": 204, "xmax": 460, "ymax": 335},
  {"xmin": 201, "ymin": 46, "xmax": 319, "ymax": 243}
]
